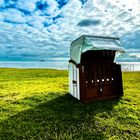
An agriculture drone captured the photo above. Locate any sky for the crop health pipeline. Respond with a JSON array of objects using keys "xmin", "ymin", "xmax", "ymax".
[{"xmin": 0, "ymin": 0, "xmax": 140, "ymax": 62}]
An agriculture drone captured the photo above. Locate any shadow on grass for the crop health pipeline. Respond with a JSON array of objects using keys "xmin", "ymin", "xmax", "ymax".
[{"xmin": 0, "ymin": 93, "xmax": 121, "ymax": 140}]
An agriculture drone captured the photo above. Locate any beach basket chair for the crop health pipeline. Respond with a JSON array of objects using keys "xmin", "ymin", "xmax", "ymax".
[{"xmin": 69, "ymin": 35, "xmax": 125, "ymax": 102}]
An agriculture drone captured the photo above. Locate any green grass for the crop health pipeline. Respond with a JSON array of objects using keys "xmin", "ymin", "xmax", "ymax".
[{"xmin": 0, "ymin": 68, "xmax": 140, "ymax": 140}]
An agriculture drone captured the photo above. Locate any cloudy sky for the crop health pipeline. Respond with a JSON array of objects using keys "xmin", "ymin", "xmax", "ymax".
[{"xmin": 0, "ymin": 0, "xmax": 140, "ymax": 62}]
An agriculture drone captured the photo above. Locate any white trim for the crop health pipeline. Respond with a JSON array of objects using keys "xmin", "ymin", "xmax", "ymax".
[{"xmin": 68, "ymin": 62, "xmax": 80, "ymax": 100}]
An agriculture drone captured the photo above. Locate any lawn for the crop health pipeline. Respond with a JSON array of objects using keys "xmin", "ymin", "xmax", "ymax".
[{"xmin": 0, "ymin": 68, "xmax": 140, "ymax": 140}]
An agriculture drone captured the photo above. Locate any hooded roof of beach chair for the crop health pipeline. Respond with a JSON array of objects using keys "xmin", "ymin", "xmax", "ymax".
[{"xmin": 70, "ymin": 35, "xmax": 125, "ymax": 64}]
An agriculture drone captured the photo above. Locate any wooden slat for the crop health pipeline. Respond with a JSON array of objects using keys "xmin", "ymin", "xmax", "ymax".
[
  {"xmin": 91, "ymin": 65, "xmax": 95, "ymax": 87},
  {"xmin": 93, "ymin": 63, "xmax": 97, "ymax": 86}
]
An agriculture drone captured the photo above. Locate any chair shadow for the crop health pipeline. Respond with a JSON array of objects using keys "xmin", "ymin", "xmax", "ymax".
[{"xmin": 0, "ymin": 93, "xmax": 121, "ymax": 140}]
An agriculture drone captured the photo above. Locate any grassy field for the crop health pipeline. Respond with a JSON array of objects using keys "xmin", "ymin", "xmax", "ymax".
[{"xmin": 0, "ymin": 68, "xmax": 140, "ymax": 140}]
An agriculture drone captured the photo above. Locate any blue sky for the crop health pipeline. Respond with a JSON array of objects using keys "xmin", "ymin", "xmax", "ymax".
[{"xmin": 0, "ymin": 0, "xmax": 140, "ymax": 62}]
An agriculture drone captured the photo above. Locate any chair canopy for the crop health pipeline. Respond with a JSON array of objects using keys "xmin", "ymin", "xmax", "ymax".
[{"xmin": 70, "ymin": 35, "xmax": 125, "ymax": 64}]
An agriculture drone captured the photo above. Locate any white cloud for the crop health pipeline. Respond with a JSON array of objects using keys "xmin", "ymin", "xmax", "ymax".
[
  {"xmin": 0, "ymin": 0, "xmax": 140, "ymax": 62},
  {"xmin": 129, "ymin": 53, "xmax": 140, "ymax": 58},
  {"xmin": 46, "ymin": 0, "xmax": 59, "ymax": 14},
  {"xmin": 0, "ymin": 0, "xmax": 4, "ymax": 8},
  {"xmin": 16, "ymin": 0, "xmax": 37, "ymax": 12},
  {"xmin": 0, "ymin": 8, "xmax": 25, "ymax": 23}
]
